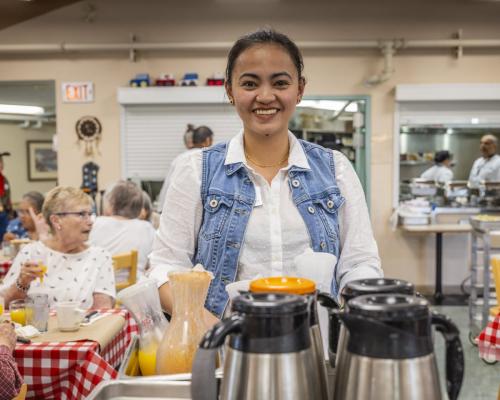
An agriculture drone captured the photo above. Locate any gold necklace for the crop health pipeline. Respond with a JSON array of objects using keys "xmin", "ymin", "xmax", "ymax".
[{"xmin": 244, "ymin": 147, "xmax": 290, "ymax": 168}]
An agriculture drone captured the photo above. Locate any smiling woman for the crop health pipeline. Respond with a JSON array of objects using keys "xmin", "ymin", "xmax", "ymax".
[
  {"xmin": 149, "ymin": 29, "xmax": 382, "ymax": 321},
  {"xmin": 0, "ymin": 186, "xmax": 115, "ymax": 309}
]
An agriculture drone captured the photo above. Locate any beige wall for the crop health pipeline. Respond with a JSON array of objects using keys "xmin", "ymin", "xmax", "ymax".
[
  {"xmin": 0, "ymin": 122, "xmax": 57, "ymax": 203},
  {"xmin": 1, "ymin": 0, "xmax": 500, "ymax": 289}
]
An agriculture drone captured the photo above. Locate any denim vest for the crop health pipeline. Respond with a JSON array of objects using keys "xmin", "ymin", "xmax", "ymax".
[{"xmin": 195, "ymin": 140, "xmax": 345, "ymax": 317}]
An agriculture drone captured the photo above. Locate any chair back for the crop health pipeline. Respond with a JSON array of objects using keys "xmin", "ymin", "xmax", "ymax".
[{"xmin": 112, "ymin": 249, "xmax": 138, "ymax": 291}]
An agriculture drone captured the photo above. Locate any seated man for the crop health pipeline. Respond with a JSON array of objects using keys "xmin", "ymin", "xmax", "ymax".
[
  {"xmin": 90, "ymin": 181, "xmax": 156, "ymax": 284},
  {"xmin": 0, "ymin": 321, "xmax": 23, "ymax": 400}
]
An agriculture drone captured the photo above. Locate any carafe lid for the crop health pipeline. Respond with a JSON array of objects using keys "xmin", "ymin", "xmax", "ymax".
[
  {"xmin": 342, "ymin": 294, "xmax": 434, "ymax": 359},
  {"xmin": 348, "ymin": 294, "xmax": 429, "ymax": 320},
  {"xmin": 232, "ymin": 292, "xmax": 308, "ymax": 316},
  {"xmin": 342, "ymin": 278, "xmax": 414, "ymax": 302},
  {"xmin": 230, "ymin": 293, "xmax": 311, "ymax": 354},
  {"xmin": 249, "ymin": 276, "xmax": 316, "ymax": 295}
]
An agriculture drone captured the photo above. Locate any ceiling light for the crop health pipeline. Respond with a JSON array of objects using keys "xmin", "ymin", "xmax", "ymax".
[
  {"xmin": 446, "ymin": 128, "xmax": 454, "ymax": 134},
  {"xmin": 471, "ymin": 118, "xmax": 480, "ymax": 124},
  {"xmin": 0, "ymin": 104, "xmax": 44, "ymax": 115},
  {"xmin": 297, "ymin": 100, "xmax": 358, "ymax": 112}
]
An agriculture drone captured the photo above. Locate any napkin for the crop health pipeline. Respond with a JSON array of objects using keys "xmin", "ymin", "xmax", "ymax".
[
  {"xmin": 16, "ymin": 325, "xmax": 40, "ymax": 338},
  {"xmin": 293, "ymin": 248, "xmax": 336, "ymax": 293}
]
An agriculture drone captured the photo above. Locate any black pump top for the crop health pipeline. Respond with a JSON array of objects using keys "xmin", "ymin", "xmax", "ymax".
[
  {"xmin": 348, "ymin": 294, "xmax": 429, "ymax": 321},
  {"xmin": 232, "ymin": 293, "xmax": 308, "ymax": 316},
  {"xmin": 342, "ymin": 278, "xmax": 414, "ymax": 302},
  {"xmin": 229, "ymin": 293, "xmax": 311, "ymax": 354},
  {"xmin": 342, "ymin": 294, "xmax": 433, "ymax": 359}
]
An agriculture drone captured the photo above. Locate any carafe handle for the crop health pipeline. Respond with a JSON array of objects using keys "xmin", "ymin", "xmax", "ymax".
[
  {"xmin": 191, "ymin": 314, "xmax": 243, "ymax": 400},
  {"xmin": 431, "ymin": 312, "xmax": 464, "ymax": 400},
  {"xmin": 317, "ymin": 292, "xmax": 341, "ymax": 365}
]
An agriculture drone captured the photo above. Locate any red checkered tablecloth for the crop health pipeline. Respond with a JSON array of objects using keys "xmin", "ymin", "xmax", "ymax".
[
  {"xmin": 0, "ymin": 260, "xmax": 11, "ymax": 279},
  {"xmin": 478, "ymin": 313, "xmax": 500, "ymax": 362},
  {"xmin": 14, "ymin": 308, "xmax": 138, "ymax": 400}
]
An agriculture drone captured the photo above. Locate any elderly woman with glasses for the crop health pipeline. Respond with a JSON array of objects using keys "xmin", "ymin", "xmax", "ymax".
[{"xmin": 0, "ymin": 186, "xmax": 115, "ymax": 309}]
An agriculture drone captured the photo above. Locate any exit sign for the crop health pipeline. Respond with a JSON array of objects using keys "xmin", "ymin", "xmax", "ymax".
[{"xmin": 62, "ymin": 82, "xmax": 94, "ymax": 103}]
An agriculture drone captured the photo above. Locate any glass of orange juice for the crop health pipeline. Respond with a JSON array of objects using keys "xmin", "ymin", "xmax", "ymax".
[
  {"xmin": 0, "ymin": 296, "xmax": 4, "ymax": 315},
  {"xmin": 38, "ymin": 262, "xmax": 48, "ymax": 284},
  {"xmin": 9, "ymin": 299, "xmax": 27, "ymax": 326}
]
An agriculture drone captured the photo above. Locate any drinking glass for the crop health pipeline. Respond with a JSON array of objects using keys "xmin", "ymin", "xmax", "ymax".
[
  {"xmin": 26, "ymin": 293, "xmax": 50, "ymax": 332},
  {"xmin": 1, "ymin": 241, "xmax": 12, "ymax": 258},
  {"xmin": 9, "ymin": 299, "xmax": 27, "ymax": 326}
]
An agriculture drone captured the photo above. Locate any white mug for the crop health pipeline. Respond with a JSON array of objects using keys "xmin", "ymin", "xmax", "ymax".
[{"xmin": 56, "ymin": 302, "xmax": 86, "ymax": 332}]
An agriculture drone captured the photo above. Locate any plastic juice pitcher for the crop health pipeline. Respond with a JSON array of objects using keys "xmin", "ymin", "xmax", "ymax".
[{"xmin": 156, "ymin": 269, "xmax": 212, "ymax": 374}]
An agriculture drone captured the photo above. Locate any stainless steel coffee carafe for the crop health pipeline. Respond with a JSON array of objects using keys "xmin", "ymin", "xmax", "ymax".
[
  {"xmin": 334, "ymin": 294, "xmax": 464, "ymax": 400},
  {"xmin": 249, "ymin": 276, "xmax": 331, "ymax": 400},
  {"xmin": 319, "ymin": 278, "xmax": 415, "ymax": 368},
  {"xmin": 191, "ymin": 293, "xmax": 328, "ymax": 400}
]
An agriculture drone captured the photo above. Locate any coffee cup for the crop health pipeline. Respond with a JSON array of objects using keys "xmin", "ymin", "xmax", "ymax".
[{"xmin": 56, "ymin": 302, "xmax": 86, "ymax": 332}]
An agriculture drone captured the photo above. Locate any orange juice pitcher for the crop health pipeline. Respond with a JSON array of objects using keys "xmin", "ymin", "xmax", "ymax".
[{"xmin": 156, "ymin": 269, "xmax": 212, "ymax": 375}]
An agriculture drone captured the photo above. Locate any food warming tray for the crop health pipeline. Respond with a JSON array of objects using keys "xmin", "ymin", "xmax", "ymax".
[
  {"xmin": 86, "ymin": 380, "xmax": 191, "ymax": 400},
  {"xmin": 470, "ymin": 215, "xmax": 500, "ymax": 231},
  {"xmin": 119, "ymin": 335, "xmax": 223, "ymax": 380}
]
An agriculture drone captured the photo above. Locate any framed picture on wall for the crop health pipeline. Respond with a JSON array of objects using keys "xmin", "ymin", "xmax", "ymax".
[{"xmin": 26, "ymin": 140, "xmax": 58, "ymax": 181}]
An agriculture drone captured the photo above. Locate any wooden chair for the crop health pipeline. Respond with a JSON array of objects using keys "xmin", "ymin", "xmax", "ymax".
[
  {"xmin": 490, "ymin": 257, "xmax": 500, "ymax": 317},
  {"xmin": 112, "ymin": 250, "xmax": 138, "ymax": 291},
  {"xmin": 12, "ymin": 384, "xmax": 27, "ymax": 400}
]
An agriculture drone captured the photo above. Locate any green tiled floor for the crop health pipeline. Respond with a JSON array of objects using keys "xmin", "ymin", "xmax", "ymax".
[{"xmin": 433, "ymin": 306, "xmax": 499, "ymax": 400}]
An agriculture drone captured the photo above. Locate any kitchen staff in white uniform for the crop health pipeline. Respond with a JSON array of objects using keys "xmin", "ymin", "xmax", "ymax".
[
  {"xmin": 420, "ymin": 150, "xmax": 453, "ymax": 183},
  {"xmin": 468, "ymin": 134, "xmax": 500, "ymax": 188}
]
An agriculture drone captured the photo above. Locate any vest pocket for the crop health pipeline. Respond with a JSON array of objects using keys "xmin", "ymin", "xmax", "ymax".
[
  {"xmin": 313, "ymin": 192, "xmax": 345, "ymax": 239},
  {"xmin": 200, "ymin": 194, "xmax": 234, "ymax": 240}
]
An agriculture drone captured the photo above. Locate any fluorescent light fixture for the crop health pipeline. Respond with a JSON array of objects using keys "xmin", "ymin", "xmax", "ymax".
[
  {"xmin": 471, "ymin": 118, "xmax": 480, "ymax": 125},
  {"xmin": 0, "ymin": 104, "xmax": 44, "ymax": 115},
  {"xmin": 297, "ymin": 100, "xmax": 358, "ymax": 112}
]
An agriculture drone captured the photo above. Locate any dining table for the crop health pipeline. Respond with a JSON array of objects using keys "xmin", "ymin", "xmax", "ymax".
[
  {"xmin": 12, "ymin": 308, "xmax": 138, "ymax": 400},
  {"xmin": 478, "ymin": 312, "xmax": 500, "ymax": 363}
]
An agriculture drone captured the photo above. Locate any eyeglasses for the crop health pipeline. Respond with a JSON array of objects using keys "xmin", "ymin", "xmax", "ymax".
[{"xmin": 53, "ymin": 211, "xmax": 96, "ymax": 221}]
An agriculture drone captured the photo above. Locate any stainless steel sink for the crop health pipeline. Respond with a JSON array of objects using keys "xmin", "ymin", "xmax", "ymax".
[{"xmin": 87, "ymin": 380, "xmax": 191, "ymax": 400}]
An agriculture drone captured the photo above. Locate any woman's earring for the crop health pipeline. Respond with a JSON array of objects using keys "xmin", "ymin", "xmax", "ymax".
[{"xmin": 229, "ymin": 97, "xmax": 234, "ymax": 105}]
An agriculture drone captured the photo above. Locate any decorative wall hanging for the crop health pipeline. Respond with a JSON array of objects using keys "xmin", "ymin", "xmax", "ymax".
[
  {"xmin": 81, "ymin": 161, "xmax": 99, "ymax": 201},
  {"xmin": 76, "ymin": 116, "xmax": 102, "ymax": 156}
]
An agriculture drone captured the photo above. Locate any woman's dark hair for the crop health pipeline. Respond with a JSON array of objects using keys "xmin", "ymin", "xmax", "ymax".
[
  {"xmin": 192, "ymin": 125, "xmax": 214, "ymax": 146},
  {"xmin": 225, "ymin": 28, "xmax": 304, "ymax": 85},
  {"xmin": 434, "ymin": 150, "xmax": 452, "ymax": 164},
  {"xmin": 23, "ymin": 191, "xmax": 44, "ymax": 213}
]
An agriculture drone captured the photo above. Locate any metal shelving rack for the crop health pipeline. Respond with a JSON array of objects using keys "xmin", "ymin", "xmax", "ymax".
[{"xmin": 469, "ymin": 218, "xmax": 500, "ymax": 341}]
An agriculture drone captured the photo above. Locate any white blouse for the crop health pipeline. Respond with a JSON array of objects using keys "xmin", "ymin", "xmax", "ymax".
[
  {"xmin": 0, "ymin": 241, "xmax": 116, "ymax": 308},
  {"xmin": 149, "ymin": 131, "xmax": 382, "ymax": 293}
]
